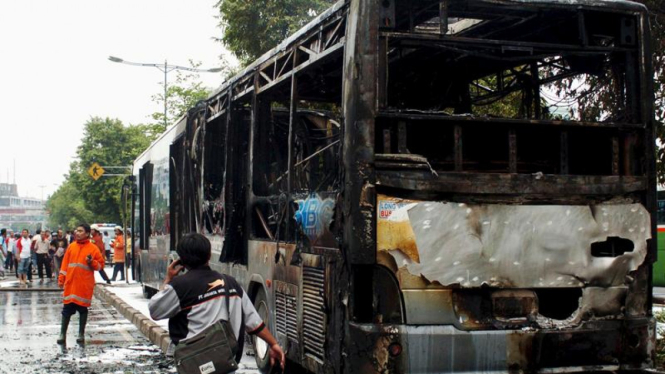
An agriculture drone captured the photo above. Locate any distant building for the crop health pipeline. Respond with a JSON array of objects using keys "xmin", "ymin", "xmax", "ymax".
[{"xmin": 0, "ymin": 183, "xmax": 47, "ymax": 232}]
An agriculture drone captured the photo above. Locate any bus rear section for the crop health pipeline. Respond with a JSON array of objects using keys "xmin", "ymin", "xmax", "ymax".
[{"xmin": 342, "ymin": 0, "xmax": 657, "ymax": 372}]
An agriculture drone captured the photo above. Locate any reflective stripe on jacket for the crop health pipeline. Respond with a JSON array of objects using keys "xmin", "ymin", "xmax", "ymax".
[{"xmin": 58, "ymin": 240, "xmax": 104, "ymax": 307}]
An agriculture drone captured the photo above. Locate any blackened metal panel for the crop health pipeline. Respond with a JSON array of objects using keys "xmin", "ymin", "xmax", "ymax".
[
  {"xmin": 342, "ymin": 0, "xmax": 378, "ymax": 265},
  {"xmin": 637, "ymin": 10, "xmax": 657, "ymax": 264}
]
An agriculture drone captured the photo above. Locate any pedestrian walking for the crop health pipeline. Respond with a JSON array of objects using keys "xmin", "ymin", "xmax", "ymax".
[
  {"xmin": 64, "ymin": 230, "xmax": 73, "ymax": 245},
  {"xmin": 90, "ymin": 225, "xmax": 111, "ymax": 284},
  {"xmin": 125, "ymin": 229, "xmax": 132, "ymax": 270},
  {"xmin": 57, "ymin": 223, "xmax": 105, "ymax": 345},
  {"xmin": 10, "ymin": 233, "xmax": 19, "ymax": 278},
  {"xmin": 103, "ymin": 231, "xmax": 111, "ymax": 263},
  {"xmin": 34, "ymin": 230, "xmax": 53, "ymax": 282},
  {"xmin": 149, "ymin": 233, "xmax": 286, "ymax": 372},
  {"xmin": 16, "ymin": 229, "xmax": 32, "ymax": 285},
  {"xmin": 110, "ymin": 226, "xmax": 125, "ymax": 282},
  {"xmin": 50, "ymin": 230, "xmax": 68, "ymax": 275},
  {"xmin": 0, "ymin": 229, "xmax": 7, "ymax": 279},
  {"xmin": 0, "ymin": 232, "xmax": 6, "ymax": 280},
  {"xmin": 53, "ymin": 239, "xmax": 66, "ymax": 279},
  {"xmin": 4, "ymin": 229, "xmax": 14, "ymax": 272},
  {"xmin": 27, "ymin": 229, "xmax": 41, "ymax": 282}
]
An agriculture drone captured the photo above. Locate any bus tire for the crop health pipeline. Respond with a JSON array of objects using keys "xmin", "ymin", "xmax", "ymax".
[{"xmin": 252, "ymin": 288, "xmax": 272, "ymax": 374}]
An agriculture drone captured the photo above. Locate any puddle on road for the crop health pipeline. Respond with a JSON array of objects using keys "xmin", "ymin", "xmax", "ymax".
[{"xmin": 39, "ymin": 344, "xmax": 176, "ymax": 374}]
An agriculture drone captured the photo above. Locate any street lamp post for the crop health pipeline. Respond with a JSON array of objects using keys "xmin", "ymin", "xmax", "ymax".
[{"xmin": 108, "ymin": 56, "xmax": 223, "ymax": 130}]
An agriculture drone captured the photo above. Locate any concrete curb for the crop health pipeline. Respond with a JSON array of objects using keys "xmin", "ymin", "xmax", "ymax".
[{"xmin": 93, "ymin": 284, "xmax": 172, "ymax": 353}]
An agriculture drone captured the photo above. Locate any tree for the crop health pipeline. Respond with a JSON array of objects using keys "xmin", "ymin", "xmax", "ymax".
[
  {"xmin": 641, "ymin": 0, "xmax": 665, "ymax": 183},
  {"xmin": 48, "ymin": 118, "xmax": 154, "ymax": 226},
  {"xmin": 48, "ymin": 61, "xmax": 217, "ymax": 228},
  {"xmin": 554, "ymin": 1, "xmax": 664, "ymax": 181},
  {"xmin": 150, "ymin": 61, "xmax": 217, "ymax": 131},
  {"xmin": 216, "ymin": 0, "xmax": 333, "ymax": 65},
  {"xmin": 47, "ymin": 177, "xmax": 94, "ymax": 230}
]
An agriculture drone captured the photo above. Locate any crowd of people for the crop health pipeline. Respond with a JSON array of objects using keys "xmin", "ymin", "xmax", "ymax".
[{"xmin": 0, "ymin": 225, "xmax": 129, "ymax": 285}]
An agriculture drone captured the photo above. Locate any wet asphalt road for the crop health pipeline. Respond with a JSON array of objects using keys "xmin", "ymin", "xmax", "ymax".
[{"xmin": 0, "ymin": 290, "xmax": 172, "ymax": 374}]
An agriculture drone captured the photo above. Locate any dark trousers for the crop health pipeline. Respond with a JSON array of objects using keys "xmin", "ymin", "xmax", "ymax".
[
  {"xmin": 37, "ymin": 253, "xmax": 52, "ymax": 279},
  {"xmin": 27, "ymin": 256, "xmax": 33, "ymax": 281},
  {"xmin": 62, "ymin": 302, "xmax": 88, "ymax": 317},
  {"xmin": 111, "ymin": 263, "xmax": 125, "ymax": 281},
  {"xmin": 5, "ymin": 252, "xmax": 14, "ymax": 270},
  {"xmin": 99, "ymin": 268, "xmax": 110, "ymax": 282}
]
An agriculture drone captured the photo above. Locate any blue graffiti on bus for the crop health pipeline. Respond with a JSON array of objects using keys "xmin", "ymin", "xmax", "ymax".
[{"xmin": 294, "ymin": 194, "xmax": 335, "ymax": 242}]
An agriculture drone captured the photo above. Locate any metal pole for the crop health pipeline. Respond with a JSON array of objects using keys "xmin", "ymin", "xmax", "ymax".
[
  {"xmin": 123, "ymin": 186, "xmax": 129, "ymax": 284},
  {"xmin": 164, "ymin": 60, "xmax": 168, "ymax": 131},
  {"xmin": 130, "ymin": 179, "xmax": 137, "ymax": 282}
]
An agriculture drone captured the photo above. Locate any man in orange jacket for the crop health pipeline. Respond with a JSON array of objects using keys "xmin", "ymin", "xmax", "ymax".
[
  {"xmin": 110, "ymin": 226, "xmax": 125, "ymax": 282},
  {"xmin": 90, "ymin": 224, "xmax": 112, "ymax": 285},
  {"xmin": 57, "ymin": 223, "xmax": 105, "ymax": 345}
]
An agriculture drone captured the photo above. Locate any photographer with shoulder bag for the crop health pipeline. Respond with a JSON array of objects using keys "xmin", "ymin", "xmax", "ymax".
[{"xmin": 149, "ymin": 233, "xmax": 285, "ymax": 374}]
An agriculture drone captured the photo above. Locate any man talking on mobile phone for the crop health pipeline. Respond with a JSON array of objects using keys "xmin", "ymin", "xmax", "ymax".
[
  {"xmin": 149, "ymin": 233, "xmax": 286, "ymax": 372},
  {"xmin": 56, "ymin": 223, "xmax": 105, "ymax": 345}
]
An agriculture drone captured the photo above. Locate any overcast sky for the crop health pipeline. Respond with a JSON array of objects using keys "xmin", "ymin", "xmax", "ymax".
[{"xmin": 0, "ymin": 0, "xmax": 234, "ymax": 200}]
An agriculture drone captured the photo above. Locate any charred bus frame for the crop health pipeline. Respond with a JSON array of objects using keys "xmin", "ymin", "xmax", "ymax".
[{"xmin": 134, "ymin": 0, "xmax": 658, "ymax": 373}]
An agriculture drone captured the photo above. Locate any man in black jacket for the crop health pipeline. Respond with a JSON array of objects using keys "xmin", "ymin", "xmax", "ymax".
[{"xmin": 149, "ymin": 233, "xmax": 285, "ymax": 371}]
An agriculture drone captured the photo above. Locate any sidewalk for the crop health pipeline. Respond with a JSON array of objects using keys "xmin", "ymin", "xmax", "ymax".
[{"xmin": 92, "ymin": 273, "xmax": 171, "ymax": 353}]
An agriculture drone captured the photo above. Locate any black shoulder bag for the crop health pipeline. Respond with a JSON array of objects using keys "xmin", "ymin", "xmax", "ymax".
[{"xmin": 174, "ymin": 274, "xmax": 238, "ymax": 374}]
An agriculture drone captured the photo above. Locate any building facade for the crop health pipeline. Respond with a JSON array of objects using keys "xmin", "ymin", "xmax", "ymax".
[{"xmin": 0, "ymin": 183, "xmax": 47, "ymax": 232}]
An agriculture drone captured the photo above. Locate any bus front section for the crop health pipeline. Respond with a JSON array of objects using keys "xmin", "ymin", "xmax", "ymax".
[{"xmin": 342, "ymin": 0, "xmax": 657, "ymax": 372}]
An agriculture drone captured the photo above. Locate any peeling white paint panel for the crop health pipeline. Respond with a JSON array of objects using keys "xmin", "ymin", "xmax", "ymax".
[{"xmin": 392, "ymin": 202, "xmax": 650, "ymax": 288}]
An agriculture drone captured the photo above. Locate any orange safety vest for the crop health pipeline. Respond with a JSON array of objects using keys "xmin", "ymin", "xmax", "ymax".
[
  {"xmin": 58, "ymin": 239, "xmax": 105, "ymax": 307},
  {"xmin": 91, "ymin": 233, "xmax": 105, "ymax": 256},
  {"xmin": 113, "ymin": 234, "xmax": 125, "ymax": 263}
]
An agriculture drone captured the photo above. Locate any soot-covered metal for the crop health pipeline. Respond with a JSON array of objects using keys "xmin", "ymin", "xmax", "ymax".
[{"xmin": 159, "ymin": 0, "xmax": 659, "ymax": 372}]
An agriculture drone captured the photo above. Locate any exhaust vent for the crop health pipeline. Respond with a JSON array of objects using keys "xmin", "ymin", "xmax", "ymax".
[{"xmin": 303, "ymin": 266, "xmax": 326, "ymax": 361}]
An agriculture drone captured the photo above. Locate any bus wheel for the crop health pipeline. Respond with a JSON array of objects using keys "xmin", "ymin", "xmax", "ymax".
[{"xmin": 253, "ymin": 289, "xmax": 271, "ymax": 373}]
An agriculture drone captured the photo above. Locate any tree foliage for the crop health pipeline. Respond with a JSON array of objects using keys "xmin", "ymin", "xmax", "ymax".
[
  {"xmin": 642, "ymin": 0, "xmax": 665, "ymax": 183},
  {"xmin": 46, "ymin": 177, "xmax": 94, "ymax": 230},
  {"xmin": 216, "ymin": 0, "xmax": 332, "ymax": 65},
  {"xmin": 150, "ymin": 61, "xmax": 216, "ymax": 130},
  {"xmin": 48, "ymin": 118, "xmax": 153, "ymax": 227},
  {"xmin": 48, "ymin": 64, "xmax": 214, "ymax": 228}
]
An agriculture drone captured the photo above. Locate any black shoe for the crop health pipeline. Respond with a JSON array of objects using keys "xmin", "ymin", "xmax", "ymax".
[{"xmin": 106, "ymin": 280, "xmax": 111, "ymax": 285}]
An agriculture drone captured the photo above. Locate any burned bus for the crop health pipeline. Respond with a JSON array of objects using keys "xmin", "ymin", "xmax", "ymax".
[{"xmin": 133, "ymin": 0, "xmax": 659, "ymax": 372}]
